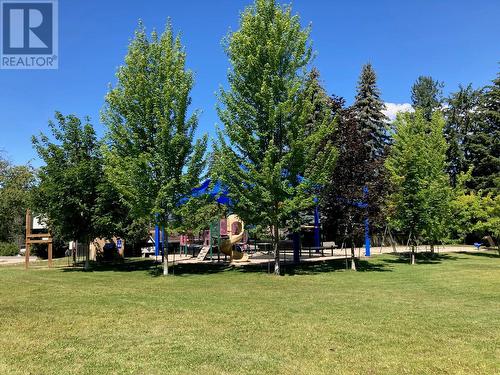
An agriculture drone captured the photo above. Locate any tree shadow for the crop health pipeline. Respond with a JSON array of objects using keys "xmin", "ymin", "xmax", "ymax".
[
  {"xmin": 235, "ymin": 257, "xmax": 390, "ymax": 276},
  {"xmin": 58, "ymin": 256, "xmax": 394, "ymax": 277},
  {"xmin": 61, "ymin": 258, "xmax": 159, "ymax": 273},
  {"xmin": 456, "ymin": 251, "xmax": 500, "ymax": 259},
  {"xmin": 381, "ymin": 252, "xmax": 458, "ymax": 265},
  {"xmin": 162, "ymin": 261, "xmax": 233, "ymax": 276}
]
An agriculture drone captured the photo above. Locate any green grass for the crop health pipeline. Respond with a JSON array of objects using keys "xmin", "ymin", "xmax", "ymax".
[{"xmin": 0, "ymin": 252, "xmax": 499, "ymax": 374}]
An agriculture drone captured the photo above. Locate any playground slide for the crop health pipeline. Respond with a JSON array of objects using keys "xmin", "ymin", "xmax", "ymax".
[{"xmin": 220, "ymin": 214, "xmax": 249, "ymax": 261}]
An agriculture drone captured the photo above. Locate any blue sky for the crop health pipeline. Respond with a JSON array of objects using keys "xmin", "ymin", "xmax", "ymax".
[{"xmin": 1, "ymin": 0, "xmax": 499, "ymax": 166}]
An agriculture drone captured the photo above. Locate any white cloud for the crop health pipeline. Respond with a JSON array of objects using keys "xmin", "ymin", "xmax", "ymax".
[{"xmin": 383, "ymin": 102, "xmax": 414, "ymax": 121}]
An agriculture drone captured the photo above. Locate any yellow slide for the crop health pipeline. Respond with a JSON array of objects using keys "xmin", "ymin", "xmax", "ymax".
[{"xmin": 220, "ymin": 214, "xmax": 249, "ymax": 261}]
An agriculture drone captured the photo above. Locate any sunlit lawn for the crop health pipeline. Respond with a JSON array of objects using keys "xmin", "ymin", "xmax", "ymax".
[{"xmin": 0, "ymin": 251, "xmax": 498, "ymax": 374}]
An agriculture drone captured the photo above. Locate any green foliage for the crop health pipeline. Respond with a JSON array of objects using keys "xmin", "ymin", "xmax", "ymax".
[
  {"xmin": 213, "ymin": 0, "xmax": 335, "ymax": 274},
  {"xmin": 411, "ymin": 75, "xmax": 444, "ymax": 121},
  {"xmin": 466, "ymin": 69, "xmax": 500, "ymax": 193},
  {"xmin": 32, "ymin": 113, "xmax": 104, "ymax": 242},
  {"xmin": 444, "ymin": 84, "xmax": 482, "ymax": 187},
  {"xmin": 0, "ymin": 154, "xmax": 35, "ymax": 244},
  {"xmin": 386, "ymin": 110, "xmax": 452, "ymax": 245},
  {"xmin": 0, "ymin": 242, "xmax": 18, "ymax": 256},
  {"xmin": 102, "ymin": 21, "xmax": 207, "ymax": 228},
  {"xmin": 451, "ymin": 171, "xmax": 500, "ymax": 250}
]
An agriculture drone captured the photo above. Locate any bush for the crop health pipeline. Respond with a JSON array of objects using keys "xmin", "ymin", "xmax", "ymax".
[{"xmin": 0, "ymin": 242, "xmax": 19, "ymax": 256}]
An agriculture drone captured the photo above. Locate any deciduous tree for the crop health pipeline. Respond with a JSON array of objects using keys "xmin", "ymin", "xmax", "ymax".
[
  {"xmin": 102, "ymin": 21, "xmax": 207, "ymax": 275},
  {"xmin": 386, "ymin": 111, "xmax": 452, "ymax": 263},
  {"xmin": 213, "ymin": 0, "xmax": 335, "ymax": 275}
]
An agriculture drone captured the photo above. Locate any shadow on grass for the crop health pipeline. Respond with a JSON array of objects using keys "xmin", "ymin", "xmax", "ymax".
[
  {"xmin": 456, "ymin": 251, "xmax": 500, "ymax": 259},
  {"xmin": 59, "ymin": 256, "xmax": 391, "ymax": 276},
  {"xmin": 381, "ymin": 252, "xmax": 458, "ymax": 265},
  {"xmin": 233, "ymin": 257, "xmax": 390, "ymax": 276},
  {"xmin": 61, "ymin": 258, "xmax": 159, "ymax": 273}
]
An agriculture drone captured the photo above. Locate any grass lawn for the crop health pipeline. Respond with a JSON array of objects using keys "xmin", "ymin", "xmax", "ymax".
[{"xmin": 0, "ymin": 252, "xmax": 499, "ymax": 374}]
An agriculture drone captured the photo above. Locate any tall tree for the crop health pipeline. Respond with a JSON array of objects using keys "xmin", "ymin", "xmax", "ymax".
[
  {"xmin": 444, "ymin": 84, "xmax": 482, "ymax": 187},
  {"xmin": 323, "ymin": 109, "xmax": 370, "ymax": 270},
  {"xmin": 213, "ymin": 0, "xmax": 335, "ymax": 275},
  {"xmin": 411, "ymin": 76, "xmax": 444, "ymax": 121},
  {"xmin": 103, "ymin": 21, "xmax": 207, "ymax": 275},
  {"xmin": 323, "ymin": 64, "xmax": 388, "ymax": 270},
  {"xmin": 354, "ymin": 63, "xmax": 388, "ymax": 160},
  {"xmin": 466, "ymin": 70, "xmax": 500, "ymax": 193},
  {"xmin": 32, "ymin": 113, "xmax": 104, "ymax": 268},
  {"xmin": 386, "ymin": 111, "xmax": 452, "ymax": 264}
]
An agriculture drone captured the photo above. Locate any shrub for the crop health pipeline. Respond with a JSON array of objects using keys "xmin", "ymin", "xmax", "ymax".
[{"xmin": 0, "ymin": 242, "xmax": 19, "ymax": 256}]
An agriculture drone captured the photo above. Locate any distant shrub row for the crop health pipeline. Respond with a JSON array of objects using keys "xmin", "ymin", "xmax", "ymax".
[{"xmin": 0, "ymin": 242, "xmax": 19, "ymax": 256}]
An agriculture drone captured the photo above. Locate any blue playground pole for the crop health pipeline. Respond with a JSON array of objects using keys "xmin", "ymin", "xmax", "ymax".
[
  {"xmin": 364, "ymin": 217, "xmax": 371, "ymax": 257},
  {"xmin": 314, "ymin": 205, "xmax": 321, "ymax": 250},
  {"xmin": 154, "ymin": 224, "xmax": 160, "ymax": 256},
  {"xmin": 363, "ymin": 186, "xmax": 371, "ymax": 257}
]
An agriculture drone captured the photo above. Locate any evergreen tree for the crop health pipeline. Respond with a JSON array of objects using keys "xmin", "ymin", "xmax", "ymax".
[
  {"xmin": 386, "ymin": 111, "xmax": 452, "ymax": 264},
  {"xmin": 103, "ymin": 22, "xmax": 207, "ymax": 275},
  {"xmin": 302, "ymin": 68, "xmax": 343, "ymax": 136},
  {"xmin": 354, "ymin": 63, "xmax": 388, "ymax": 160},
  {"xmin": 411, "ymin": 75, "xmax": 444, "ymax": 121},
  {"xmin": 214, "ymin": 0, "xmax": 335, "ymax": 275},
  {"xmin": 467, "ymin": 70, "xmax": 500, "ymax": 192},
  {"xmin": 444, "ymin": 84, "xmax": 482, "ymax": 187}
]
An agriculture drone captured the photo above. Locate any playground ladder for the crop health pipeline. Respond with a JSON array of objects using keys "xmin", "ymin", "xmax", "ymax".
[{"xmin": 197, "ymin": 245, "xmax": 210, "ymax": 261}]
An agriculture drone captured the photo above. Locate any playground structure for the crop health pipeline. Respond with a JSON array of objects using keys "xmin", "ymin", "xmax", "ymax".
[
  {"xmin": 145, "ymin": 178, "xmax": 363, "ymax": 267},
  {"xmin": 153, "ymin": 214, "xmax": 249, "ymax": 262}
]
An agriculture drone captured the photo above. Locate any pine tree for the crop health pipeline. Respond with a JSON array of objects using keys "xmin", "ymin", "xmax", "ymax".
[
  {"xmin": 213, "ymin": 0, "xmax": 335, "ymax": 275},
  {"xmin": 302, "ymin": 68, "xmax": 343, "ymax": 136},
  {"xmin": 386, "ymin": 111, "xmax": 452, "ymax": 264},
  {"xmin": 467, "ymin": 70, "xmax": 500, "ymax": 192},
  {"xmin": 103, "ymin": 21, "xmax": 207, "ymax": 275},
  {"xmin": 411, "ymin": 75, "xmax": 444, "ymax": 121},
  {"xmin": 444, "ymin": 84, "xmax": 482, "ymax": 187},
  {"xmin": 354, "ymin": 63, "xmax": 388, "ymax": 160}
]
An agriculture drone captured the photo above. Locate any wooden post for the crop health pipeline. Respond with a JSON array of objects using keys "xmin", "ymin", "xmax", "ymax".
[
  {"xmin": 48, "ymin": 242, "xmax": 53, "ymax": 268},
  {"xmin": 25, "ymin": 243, "xmax": 30, "ymax": 270},
  {"xmin": 25, "ymin": 209, "xmax": 31, "ymax": 270}
]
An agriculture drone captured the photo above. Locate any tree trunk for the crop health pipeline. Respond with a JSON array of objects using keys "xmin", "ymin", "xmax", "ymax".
[
  {"xmin": 411, "ymin": 245, "xmax": 416, "ymax": 265},
  {"xmin": 350, "ymin": 239, "xmax": 357, "ymax": 271},
  {"xmin": 430, "ymin": 243, "xmax": 435, "ymax": 256},
  {"xmin": 273, "ymin": 224, "xmax": 280, "ymax": 276},
  {"xmin": 161, "ymin": 225, "xmax": 169, "ymax": 276},
  {"xmin": 84, "ymin": 240, "xmax": 90, "ymax": 271},
  {"xmin": 83, "ymin": 236, "xmax": 90, "ymax": 271},
  {"xmin": 73, "ymin": 239, "xmax": 77, "ymax": 265},
  {"xmin": 163, "ymin": 239, "xmax": 169, "ymax": 276}
]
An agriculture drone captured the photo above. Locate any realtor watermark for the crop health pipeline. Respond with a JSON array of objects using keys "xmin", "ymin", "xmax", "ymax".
[{"xmin": 1, "ymin": 0, "xmax": 58, "ymax": 69}]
